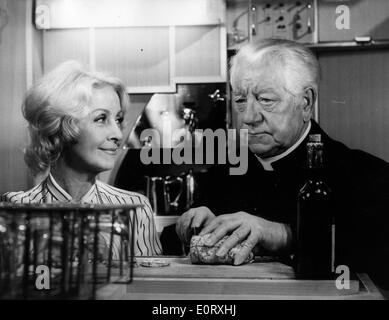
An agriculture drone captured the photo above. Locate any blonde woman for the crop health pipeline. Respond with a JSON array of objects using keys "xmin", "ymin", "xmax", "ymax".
[{"xmin": 1, "ymin": 60, "xmax": 162, "ymax": 257}]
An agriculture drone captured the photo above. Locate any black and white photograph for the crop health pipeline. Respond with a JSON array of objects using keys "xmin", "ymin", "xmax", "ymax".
[{"xmin": 0, "ymin": 0, "xmax": 389, "ymax": 310}]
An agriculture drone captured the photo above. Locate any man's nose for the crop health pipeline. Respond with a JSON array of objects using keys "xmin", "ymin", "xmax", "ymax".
[{"xmin": 241, "ymin": 98, "xmax": 263, "ymax": 125}]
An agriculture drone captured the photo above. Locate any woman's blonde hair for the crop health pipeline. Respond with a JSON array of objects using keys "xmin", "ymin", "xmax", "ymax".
[{"xmin": 23, "ymin": 60, "xmax": 130, "ymax": 175}]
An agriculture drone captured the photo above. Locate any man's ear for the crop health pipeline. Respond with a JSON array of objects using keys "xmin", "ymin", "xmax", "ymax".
[{"xmin": 302, "ymin": 87, "xmax": 316, "ymax": 122}]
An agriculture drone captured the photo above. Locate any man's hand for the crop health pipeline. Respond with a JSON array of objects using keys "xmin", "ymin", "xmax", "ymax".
[
  {"xmin": 176, "ymin": 206, "xmax": 216, "ymax": 244},
  {"xmin": 199, "ymin": 212, "xmax": 292, "ymax": 265}
]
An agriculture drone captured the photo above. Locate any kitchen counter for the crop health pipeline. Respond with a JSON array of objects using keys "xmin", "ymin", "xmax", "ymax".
[{"xmin": 96, "ymin": 257, "xmax": 384, "ymax": 300}]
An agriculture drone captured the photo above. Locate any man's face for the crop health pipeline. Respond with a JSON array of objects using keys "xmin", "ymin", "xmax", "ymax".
[
  {"xmin": 232, "ymin": 63, "xmax": 308, "ymax": 158},
  {"xmin": 65, "ymin": 86, "xmax": 124, "ymax": 174}
]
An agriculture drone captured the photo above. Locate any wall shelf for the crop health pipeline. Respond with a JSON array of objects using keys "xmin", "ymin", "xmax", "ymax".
[
  {"xmin": 227, "ymin": 40, "xmax": 389, "ymax": 55},
  {"xmin": 307, "ymin": 40, "xmax": 389, "ymax": 52}
]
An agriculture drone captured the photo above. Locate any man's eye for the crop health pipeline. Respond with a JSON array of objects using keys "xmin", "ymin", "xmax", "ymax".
[
  {"xmin": 260, "ymin": 97, "xmax": 273, "ymax": 104},
  {"xmin": 234, "ymin": 96, "xmax": 247, "ymax": 104},
  {"xmin": 253, "ymin": 94, "xmax": 273, "ymax": 104}
]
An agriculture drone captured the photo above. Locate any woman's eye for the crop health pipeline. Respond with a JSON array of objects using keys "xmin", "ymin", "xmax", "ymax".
[
  {"xmin": 116, "ymin": 117, "xmax": 124, "ymax": 125},
  {"xmin": 95, "ymin": 114, "xmax": 107, "ymax": 123}
]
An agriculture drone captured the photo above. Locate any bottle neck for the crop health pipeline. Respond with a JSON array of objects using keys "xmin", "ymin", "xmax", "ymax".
[{"xmin": 306, "ymin": 142, "xmax": 324, "ymax": 177}]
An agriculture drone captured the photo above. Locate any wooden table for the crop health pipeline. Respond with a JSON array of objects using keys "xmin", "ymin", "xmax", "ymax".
[{"xmin": 97, "ymin": 257, "xmax": 384, "ymax": 300}]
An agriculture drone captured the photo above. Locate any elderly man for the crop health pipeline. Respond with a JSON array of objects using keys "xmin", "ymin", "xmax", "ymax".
[{"xmin": 176, "ymin": 39, "xmax": 389, "ymax": 289}]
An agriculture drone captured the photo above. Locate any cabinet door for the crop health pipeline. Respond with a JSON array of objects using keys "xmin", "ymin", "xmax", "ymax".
[
  {"xmin": 94, "ymin": 27, "xmax": 173, "ymax": 93},
  {"xmin": 174, "ymin": 25, "xmax": 226, "ymax": 83},
  {"xmin": 43, "ymin": 29, "xmax": 89, "ymax": 72}
]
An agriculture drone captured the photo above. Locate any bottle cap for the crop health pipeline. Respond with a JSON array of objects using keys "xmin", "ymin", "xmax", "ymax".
[{"xmin": 309, "ymin": 134, "xmax": 321, "ymax": 143}]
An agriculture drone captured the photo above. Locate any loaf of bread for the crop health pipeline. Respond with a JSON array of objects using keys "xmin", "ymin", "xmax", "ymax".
[{"xmin": 189, "ymin": 235, "xmax": 254, "ymax": 265}]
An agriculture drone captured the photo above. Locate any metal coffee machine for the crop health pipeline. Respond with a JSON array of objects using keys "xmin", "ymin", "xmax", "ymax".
[
  {"xmin": 114, "ymin": 84, "xmax": 227, "ymax": 216},
  {"xmin": 144, "ymin": 105, "xmax": 197, "ymax": 215},
  {"xmin": 146, "ymin": 170, "xmax": 195, "ymax": 215}
]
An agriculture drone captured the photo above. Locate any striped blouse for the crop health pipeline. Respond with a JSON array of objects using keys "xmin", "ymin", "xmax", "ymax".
[{"xmin": 1, "ymin": 173, "xmax": 163, "ymax": 257}]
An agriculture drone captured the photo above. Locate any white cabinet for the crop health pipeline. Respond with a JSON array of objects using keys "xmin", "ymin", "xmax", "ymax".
[{"xmin": 37, "ymin": 0, "xmax": 227, "ymax": 93}]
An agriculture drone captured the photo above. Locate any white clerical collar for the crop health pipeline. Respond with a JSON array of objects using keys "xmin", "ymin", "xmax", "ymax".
[{"xmin": 256, "ymin": 121, "xmax": 312, "ymax": 171}]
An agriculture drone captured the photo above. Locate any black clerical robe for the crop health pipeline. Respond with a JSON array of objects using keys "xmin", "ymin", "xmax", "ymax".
[{"xmin": 199, "ymin": 121, "xmax": 389, "ymax": 289}]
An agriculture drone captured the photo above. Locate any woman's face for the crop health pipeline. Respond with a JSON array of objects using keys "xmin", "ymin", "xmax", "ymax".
[{"xmin": 65, "ymin": 86, "xmax": 124, "ymax": 174}]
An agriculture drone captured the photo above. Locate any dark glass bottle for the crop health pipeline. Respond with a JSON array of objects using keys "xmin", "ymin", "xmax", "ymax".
[{"xmin": 296, "ymin": 134, "xmax": 334, "ymax": 279}]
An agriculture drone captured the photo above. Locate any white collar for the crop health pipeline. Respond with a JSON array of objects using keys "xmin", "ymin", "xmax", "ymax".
[{"xmin": 256, "ymin": 121, "xmax": 311, "ymax": 171}]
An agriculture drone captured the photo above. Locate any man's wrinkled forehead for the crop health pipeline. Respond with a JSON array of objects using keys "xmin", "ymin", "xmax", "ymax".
[{"xmin": 232, "ymin": 60, "xmax": 288, "ymax": 94}]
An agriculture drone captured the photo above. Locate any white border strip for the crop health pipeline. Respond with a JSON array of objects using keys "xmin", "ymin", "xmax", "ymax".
[
  {"xmin": 89, "ymin": 27, "xmax": 96, "ymax": 69},
  {"xmin": 25, "ymin": 0, "xmax": 33, "ymax": 89},
  {"xmin": 219, "ymin": 24, "xmax": 227, "ymax": 81},
  {"xmin": 169, "ymin": 25, "xmax": 176, "ymax": 83},
  {"xmin": 173, "ymin": 76, "xmax": 226, "ymax": 83},
  {"xmin": 313, "ymin": 0, "xmax": 319, "ymax": 44},
  {"xmin": 126, "ymin": 85, "xmax": 176, "ymax": 94},
  {"xmin": 313, "ymin": 0, "xmax": 319, "ymax": 122}
]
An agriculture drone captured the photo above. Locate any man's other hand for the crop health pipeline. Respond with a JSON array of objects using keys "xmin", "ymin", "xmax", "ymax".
[{"xmin": 175, "ymin": 206, "xmax": 216, "ymax": 244}]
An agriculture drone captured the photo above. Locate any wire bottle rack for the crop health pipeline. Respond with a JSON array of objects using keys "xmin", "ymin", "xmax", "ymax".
[{"xmin": 0, "ymin": 203, "xmax": 140, "ymax": 300}]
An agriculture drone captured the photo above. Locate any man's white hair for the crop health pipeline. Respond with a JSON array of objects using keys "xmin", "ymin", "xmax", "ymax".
[{"xmin": 230, "ymin": 39, "xmax": 320, "ymax": 96}]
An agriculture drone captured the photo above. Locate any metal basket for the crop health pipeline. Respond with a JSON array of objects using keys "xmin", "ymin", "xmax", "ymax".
[{"xmin": 0, "ymin": 203, "xmax": 140, "ymax": 300}]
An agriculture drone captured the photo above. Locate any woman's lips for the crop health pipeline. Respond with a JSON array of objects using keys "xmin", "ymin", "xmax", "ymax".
[{"xmin": 100, "ymin": 148, "xmax": 118, "ymax": 155}]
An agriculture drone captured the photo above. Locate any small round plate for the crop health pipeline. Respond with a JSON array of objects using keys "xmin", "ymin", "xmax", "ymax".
[{"xmin": 139, "ymin": 258, "xmax": 171, "ymax": 268}]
